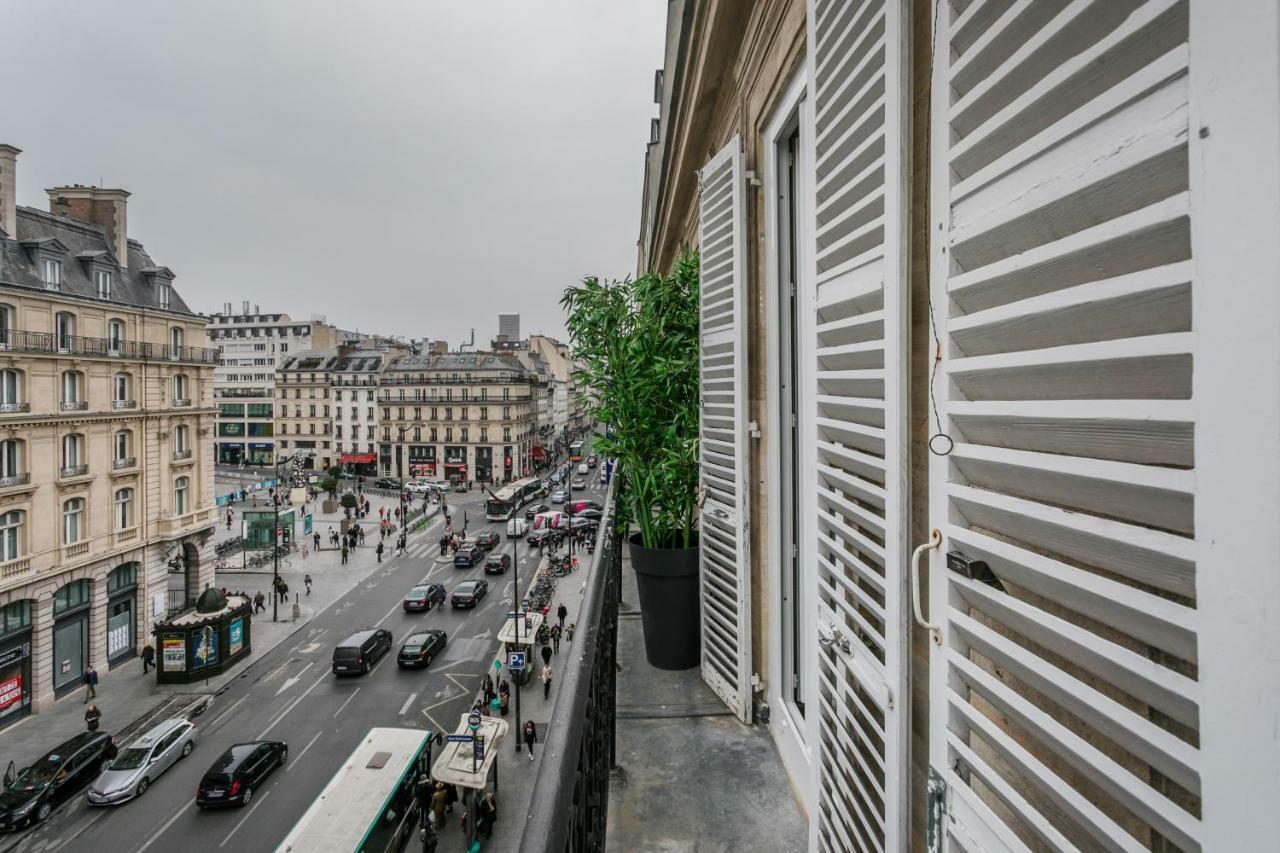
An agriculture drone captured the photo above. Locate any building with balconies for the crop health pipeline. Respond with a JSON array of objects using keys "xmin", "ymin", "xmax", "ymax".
[{"xmin": 0, "ymin": 145, "xmax": 217, "ymax": 723}]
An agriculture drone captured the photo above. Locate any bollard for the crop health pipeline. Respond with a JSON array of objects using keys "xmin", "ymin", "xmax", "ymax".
[{"xmin": 292, "ymin": 592, "xmax": 301, "ymax": 622}]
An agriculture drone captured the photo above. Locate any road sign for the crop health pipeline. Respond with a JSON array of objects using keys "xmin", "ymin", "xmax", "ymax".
[
  {"xmin": 276, "ymin": 526, "xmax": 283, "ymax": 538},
  {"xmin": 506, "ymin": 612, "xmax": 528, "ymax": 620},
  {"xmin": 468, "ymin": 710, "xmax": 481, "ymax": 731},
  {"xmin": 508, "ymin": 651, "xmax": 526, "ymax": 671},
  {"xmin": 474, "ymin": 735, "xmax": 485, "ymax": 761},
  {"xmin": 446, "ymin": 733, "xmax": 474, "ymax": 743}
]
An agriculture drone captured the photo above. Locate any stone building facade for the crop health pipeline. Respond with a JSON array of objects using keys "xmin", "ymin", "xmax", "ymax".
[{"xmin": 0, "ymin": 145, "xmax": 217, "ymax": 719}]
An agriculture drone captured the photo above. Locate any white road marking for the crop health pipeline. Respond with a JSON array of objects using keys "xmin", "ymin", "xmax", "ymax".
[
  {"xmin": 374, "ymin": 600, "xmax": 403, "ymax": 628},
  {"xmin": 206, "ymin": 694, "xmax": 249, "ymax": 731},
  {"xmin": 290, "ymin": 730, "xmax": 324, "ymax": 768},
  {"xmin": 48, "ymin": 805, "xmax": 99, "ymax": 852},
  {"xmin": 137, "ymin": 801, "xmax": 194, "ymax": 853},
  {"xmin": 219, "ymin": 789, "xmax": 271, "ymax": 847},
  {"xmin": 399, "ymin": 692, "xmax": 419, "ymax": 715},
  {"xmin": 274, "ymin": 661, "xmax": 314, "ymax": 696},
  {"xmin": 259, "ymin": 671, "xmax": 328, "ymax": 738},
  {"xmin": 296, "ymin": 641, "xmax": 322, "ymax": 654},
  {"xmin": 332, "ymin": 687, "xmax": 361, "ymax": 718}
]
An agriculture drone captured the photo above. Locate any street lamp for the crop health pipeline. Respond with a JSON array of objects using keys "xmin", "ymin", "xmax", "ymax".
[
  {"xmin": 273, "ymin": 452, "xmax": 297, "ymax": 623},
  {"xmin": 482, "ymin": 483, "xmax": 524, "ymax": 756}
]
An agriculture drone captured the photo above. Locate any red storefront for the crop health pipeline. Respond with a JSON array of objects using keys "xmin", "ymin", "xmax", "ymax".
[{"xmin": 339, "ymin": 452, "xmax": 377, "ymax": 476}]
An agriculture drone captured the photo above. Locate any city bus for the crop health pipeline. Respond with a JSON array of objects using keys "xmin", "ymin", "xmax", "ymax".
[
  {"xmin": 275, "ymin": 727, "xmax": 436, "ymax": 853},
  {"xmin": 485, "ymin": 476, "xmax": 542, "ymax": 521},
  {"xmin": 568, "ymin": 441, "xmax": 584, "ymax": 462}
]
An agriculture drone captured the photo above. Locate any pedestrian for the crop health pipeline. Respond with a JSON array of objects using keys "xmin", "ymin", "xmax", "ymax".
[
  {"xmin": 499, "ymin": 690, "xmax": 509, "ymax": 717},
  {"xmin": 542, "ymin": 663, "xmax": 553, "ymax": 699},
  {"xmin": 566, "ymin": 622, "xmax": 576, "ymax": 643},
  {"xmin": 523, "ymin": 720, "xmax": 537, "ymax": 760},
  {"xmin": 304, "ymin": 574, "xmax": 312, "ymax": 596},
  {"xmin": 430, "ymin": 782, "xmax": 447, "ymax": 830},
  {"xmin": 540, "ymin": 642, "xmax": 552, "ymax": 670},
  {"xmin": 477, "ymin": 791, "xmax": 498, "ymax": 839},
  {"xmin": 482, "ymin": 673, "xmax": 495, "ymax": 705},
  {"xmin": 84, "ymin": 704, "xmax": 101, "ymax": 732},
  {"xmin": 421, "ymin": 821, "xmax": 439, "ymax": 853},
  {"xmin": 439, "ymin": 535, "xmax": 448, "ymax": 557},
  {"xmin": 82, "ymin": 665, "xmax": 98, "ymax": 702},
  {"xmin": 341, "ymin": 544, "xmax": 349, "ymax": 565},
  {"xmin": 551, "ymin": 622, "xmax": 561, "ymax": 654},
  {"xmin": 254, "ymin": 591, "xmax": 265, "ymax": 613},
  {"xmin": 556, "ymin": 602, "xmax": 568, "ymax": 630},
  {"xmin": 443, "ymin": 783, "xmax": 458, "ymax": 814},
  {"xmin": 142, "ymin": 642, "xmax": 155, "ymax": 674},
  {"xmin": 376, "ymin": 541, "xmax": 384, "ymax": 563},
  {"xmin": 281, "ymin": 580, "xmax": 290, "ymax": 601},
  {"xmin": 313, "ymin": 531, "xmax": 321, "ymax": 551},
  {"xmin": 225, "ymin": 509, "xmax": 233, "ymax": 530}
]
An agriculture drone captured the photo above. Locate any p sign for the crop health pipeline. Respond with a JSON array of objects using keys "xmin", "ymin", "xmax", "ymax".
[{"xmin": 508, "ymin": 650, "xmax": 526, "ymax": 671}]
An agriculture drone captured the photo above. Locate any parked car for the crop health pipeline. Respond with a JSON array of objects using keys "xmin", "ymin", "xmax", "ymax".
[
  {"xmin": 576, "ymin": 463, "xmax": 589, "ymax": 475},
  {"xmin": 485, "ymin": 553, "xmax": 512, "ymax": 575},
  {"xmin": 587, "ymin": 455, "xmax": 598, "ymax": 468},
  {"xmin": 404, "ymin": 481, "xmax": 432, "ymax": 494},
  {"xmin": 575, "ymin": 507, "xmax": 604, "ymax": 520},
  {"xmin": 86, "ymin": 718, "xmax": 196, "ymax": 806},
  {"xmin": 0, "ymin": 731, "xmax": 116, "ymax": 828},
  {"xmin": 507, "ymin": 516, "xmax": 529, "ymax": 538},
  {"xmin": 402, "ymin": 583, "xmax": 447, "ymax": 612},
  {"xmin": 526, "ymin": 528, "xmax": 560, "ymax": 547},
  {"xmin": 195, "ymin": 741, "xmax": 287, "ymax": 808},
  {"xmin": 473, "ymin": 531, "xmax": 499, "ymax": 550},
  {"xmin": 451, "ymin": 580, "xmax": 489, "ymax": 608},
  {"xmin": 453, "ymin": 545, "xmax": 483, "ymax": 567},
  {"xmin": 549, "ymin": 489, "xmax": 569, "ymax": 504},
  {"xmin": 525, "ymin": 502, "xmax": 551, "ymax": 520},
  {"xmin": 566, "ymin": 500, "xmax": 603, "ymax": 515},
  {"xmin": 397, "ymin": 629, "xmax": 447, "ymax": 668},
  {"xmin": 373, "ymin": 477, "xmax": 402, "ymax": 490},
  {"xmin": 568, "ymin": 515, "xmax": 598, "ymax": 532},
  {"xmin": 332, "ymin": 629, "xmax": 394, "ymax": 676}
]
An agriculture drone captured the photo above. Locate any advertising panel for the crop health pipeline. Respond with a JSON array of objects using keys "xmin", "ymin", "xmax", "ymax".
[
  {"xmin": 162, "ymin": 636, "xmax": 186, "ymax": 671},
  {"xmin": 229, "ymin": 619, "xmax": 244, "ymax": 657},
  {"xmin": 192, "ymin": 630, "xmax": 218, "ymax": 671}
]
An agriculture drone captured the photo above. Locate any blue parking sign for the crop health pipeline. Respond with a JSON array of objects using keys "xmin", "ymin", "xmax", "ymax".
[{"xmin": 508, "ymin": 650, "xmax": 526, "ymax": 671}]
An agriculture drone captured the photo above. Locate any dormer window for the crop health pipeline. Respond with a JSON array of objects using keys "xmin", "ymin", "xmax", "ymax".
[
  {"xmin": 43, "ymin": 259, "xmax": 62, "ymax": 290},
  {"xmin": 95, "ymin": 269, "xmax": 112, "ymax": 299},
  {"xmin": 157, "ymin": 281, "xmax": 171, "ymax": 309}
]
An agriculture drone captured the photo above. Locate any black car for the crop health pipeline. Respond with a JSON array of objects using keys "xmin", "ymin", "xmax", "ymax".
[
  {"xmin": 195, "ymin": 741, "xmax": 287, "ymax": 808},
  {"xmin": 332, "ymin": 629, "xmax": 394, "ymax": 675},
  {"xmin": 526, "ymin": 528, "xmax": 560, "ymax": 547},
  {"xmin": 0, "ymin": 731, "xmax": 115, "ymax": 829},
  {"xmin": 473, "ymin": 531, "xmax": 499, "ymax": 550},
  {"xmin": 525, "ymin": 503, "xmax": 551, "ymax": 520},
  {"xmin": 575, "ymin": 507, "xmax": 604, "ymax": 520},
  {"xmin": 453, "ymin": 545, "xmax": 483, "ymax": 567},
  {"xmin": 484, "ymin": 553, "xmax": 512, "ymax": 574},
  {"xmin": 397, "ymin": 629, "xmax": 448, "ymax": 668},
  {"xmin": 451, "ymin": 580, "xmax": 489, "ymax": 608},
  {"xmin": 403, "ymin": 583, "xmax": 447, "ymax": 612},
  {"xmin": 374, "ymin": 477, "xmax": 402, "ymax": 490}
]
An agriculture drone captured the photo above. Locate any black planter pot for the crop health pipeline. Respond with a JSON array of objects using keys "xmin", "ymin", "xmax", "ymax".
[{"xmin": 628, "ymin": 532, "xmax": 700, "ymax": 670}]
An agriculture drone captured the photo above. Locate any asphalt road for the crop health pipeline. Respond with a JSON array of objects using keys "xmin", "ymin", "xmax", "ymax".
[{"xmin": 8, "ymin": 451, "xmax": 604, "ymax": 853}]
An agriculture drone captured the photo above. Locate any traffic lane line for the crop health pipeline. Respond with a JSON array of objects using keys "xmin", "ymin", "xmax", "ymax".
[
  {"xmin": 218, "ymin": 790, "xmax": 270, "ymax": 848},
  {"xmin": 288, "ymin": 730, "xmax": 324, "ymax": 769},
  {"xmin": 332, "ymin": 687, "xmax": 362, "ymax": 718},
  {"xmin": 204, "ymin": 693, "xmax": 250, "ymax": 733},
  {"xmin": 137, "ymin": 801, "xmax": 195, "ymax": 853},
  {"xmin": 258, "ymin": 670, "xmax": 328, "ymax": 738}
]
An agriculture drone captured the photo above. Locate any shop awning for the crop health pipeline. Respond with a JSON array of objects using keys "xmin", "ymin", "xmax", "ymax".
[
  {"xmin": 340, "ymin": 453, "xmax": 376, "ymax": 464},
  {"xmin": 529, "ymin": 445, "xmax": 548, "ymax": 460}
]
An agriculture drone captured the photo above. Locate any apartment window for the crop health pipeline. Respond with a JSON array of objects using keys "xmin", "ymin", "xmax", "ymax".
[
  {"xmin": 95, "ymin": 269, "xmax": 113, "ymax": 299},
  {"xmin": 0, "ymin": 439, "xmax": 21, "ymax": 480},
  {"xmin": 174, "ymin": 424, "xmax": 190, "ymax": 454},
  {"xmin": 502, "ymin": 406, "xmax": 510, "ymax": 420},
  {"xmin": 398, "ymin": 407, "xmax": 405, "ymax": 420},
  {"xmin": 462, "ymin": 388, "xmax": 469, "ymax": 402},
  {"xmin": 445, "ymin": 408, "xmax": 453, "ymax": 421},
  {"xmin": 503, "ymin": 388, "xmax": 510, "ymax": 401},
  {"xmin": 43, "ymin": 259, "xmax": 62, "ymax": 290},
  {"xmin": 0, "ymin": 510, "xmax": 23, "ymax": 562},
  {"xmin": 335, "ymin": 425, "xmax": 343, "ymax": 439},
  {"xmin": 0, "ymin": 370, "xmax": 22, "ymax": 409},
  {"xmin": 503, "ymin": 428, "xmax": 511, "ymax": 442},
  {"xmin": 112, "ymin": 373, "xmax": 132, "ymax": 406},
  {"xmin": 55, "ymin": 311, "xmax": 75, "ymax": 351},
  {"xmin": 0, "ymin": 305, "xmax": 10, "ymax": 348},
  {"xmin": 366, "ymin": 390, "xmax": 374, "ymax": 402},
  {"xmin": 62, "ymin": 370, "xmax": 84, "ymax": 405},
  {"xmin": 382, "ymin": 408, "xmax": 390, "ymax": 420},
  {"xmin": 412, "ymin": 426, "xmax": 421, "ymax": 442},
  {"xmin": 460, "ymin": 407, "xmax": 468, "ymax": 421},
  {"xmin": 279, "ymin": 405, "xmax": 287, "ymax": 418},
  {"xmin": 157, "ymin": 281, "xmax": 171, "ymax": 309},
  {"xmin": 63, "ymin": 433, "xmax": 84, "ymax": 469},
  {"xmin": 114, "ymin": 488, "xmax": 134, "ymax": 530},
  {"xmin": 170, "ymin": 327, "xmax": 184, "ymax": 352},
  {"xmin": 479, "ymin": 428, "xmax": 488, "ymax": 443},
  {"xmin": 280, "ymin": 342, "xmax": 288, "ymax": 353},
  {"xmin": 445, "ymin": 389, "xmax": 453, "ymax": 401},
  {"xmin": 107, "ymin": 319, "xmax": 124, "ymax": 353},
  {"xmin": 309, "ymin": 423, "xmax": 316, "ymax": 435},
  {"xmin": 173, "ymin": 373, "xmax": 189, "ymax": 402},
  {"xmin": 294, "ymin": 406, "xmax": 301, "ymax": 418},
  {"xmin": 445, "ymin": 428, "xmax": 453, "ymax": 442},
  {"xmin": 382, "ymin": 427, "xmax": 390, "ymax": 441},
  {"xmin": 366, "ymin": 407, "xmax": 373, "ymax": 420},
  {"xmin": 62, "ymin": 497, "xmax": 85, "ymax": 544},
  {"xmin": 366, "ymin": 426, "xmax": 373, "ymax": 440},
  {"xmin": 335, "ymin": 389, "xmax": 343, "ymax": 401},
  {"xmin": 431, "ymin": 407, "xmax": 438, "ymax": 420},
  {"xmin": 350, "ymin": 407, "xmax": 357, "ymax": 421},
  {"xmin": 480, "ymin": 407, "xmax": 488, "ymax": 421},
  {"xmin": 114, "ymin": 430, "xmax": 132, "ymax": 463},
  {"xmin": 430, "ymin": 427, "xmax": 437, "ymax": 442},
  {"xmin": 309, "ymin": 404, "xmax": 316, "ymax": 417},
  {"xmin": 174, "ymin": 477, "xmax": 189, "ymax": 515},
  {"xmin": 414, "ymin": 407, "xmax": 421, "ymax": 421},
  {"xmin": 461, "ymin": 428, "xmax": 469, "ymax": 442}
]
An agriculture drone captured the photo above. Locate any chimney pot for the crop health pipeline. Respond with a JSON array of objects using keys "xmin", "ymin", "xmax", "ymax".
[
  {"xmin": 0, "ymin": 145, "xmax": 20, "ymax": 240},
  {"xmin": 44, "ymin": 184, "xmax": 130, "ymax": 266}
]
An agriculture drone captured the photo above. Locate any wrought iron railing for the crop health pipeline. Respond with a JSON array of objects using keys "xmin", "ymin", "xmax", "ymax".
[
  {"xmin": 113, "ymin": 456, "xmax": 137, "ymax": 470},
  {"xmin": 0, "ymin": 329, "xmax": 217, "ymax": 364},
  {"xmin": 60, "ymin": 464, "xmax": 89, "ymax": 478},
  {"xmin": 519, "ymin": 470, "xmax": 621, "ymax": 852},
  {"xmin": 0, "ymin": 473, "xmax": 30, "ymax": 488}
]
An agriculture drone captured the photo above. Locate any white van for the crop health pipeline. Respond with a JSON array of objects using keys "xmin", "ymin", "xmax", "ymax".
[{"xmin": 577, "ymin": 463, "xmax": 589, "ymax": 476}]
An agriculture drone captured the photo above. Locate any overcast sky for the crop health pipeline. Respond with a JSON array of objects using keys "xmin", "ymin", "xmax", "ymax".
[{"xmin": 0, "ymin": 1, "xmax": 664, "ymax": 343}]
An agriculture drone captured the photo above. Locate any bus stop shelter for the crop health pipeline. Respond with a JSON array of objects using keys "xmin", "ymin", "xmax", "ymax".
[
  {"xmin": 432, "ymin": 713, "xmax": 509, "ymax": 849},
  {"xmin": 498, "ymin": 610, "xmax": 544, "ymax": 687}
]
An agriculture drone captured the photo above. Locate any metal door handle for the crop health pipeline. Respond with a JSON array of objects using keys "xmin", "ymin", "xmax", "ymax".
[{"xmin": 912, "ymin": 529, "xmax": 942, "ymax": 640}]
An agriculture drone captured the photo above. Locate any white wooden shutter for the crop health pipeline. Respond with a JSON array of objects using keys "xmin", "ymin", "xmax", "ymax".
[
  {"xmin": 697, "ymin": 136, "xmax": 753, "ymax": 723},
  {"xmin": 805, "ymin": 1, "xmax": 912, "ymax": 850},
  {"xmin": 927, "ymin": 2, "xmax": 1205, "ymax": 851}
]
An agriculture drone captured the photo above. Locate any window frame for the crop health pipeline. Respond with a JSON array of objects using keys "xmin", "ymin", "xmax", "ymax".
[
  {"xmin": 62, "ymin": 496, "xmax": 85, "ymax": 544},
  {"xmin": 0, "ymin": 510, "xmax": 21, "ymax": 562}
]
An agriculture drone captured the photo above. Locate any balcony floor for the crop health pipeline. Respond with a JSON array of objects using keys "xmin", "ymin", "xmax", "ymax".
[{"xmin": 607, "ymin": 552, "xmax": 808, "ymax": 852}]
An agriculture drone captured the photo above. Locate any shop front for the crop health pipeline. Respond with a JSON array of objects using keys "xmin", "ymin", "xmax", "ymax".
[
  {"xmin": 106, "ymin": 564, "xmax": 139, "ymax": 668},
  {"xmin": 0, "ymin": 602, "xmax": 33, "ymax": 729},
  {"xmin": 246, "ymin": 441, "xmax": 274, "ymax": 465},
  {"xmin": 379, "ymin": 443, "xmax": 393, "ymax": 476},
  {"xmin": 217, "ymin": 442, "xmax": 245, "ymax": 465},
  {"xmin": 408, "ymin": 445, "xmax": 436, "ymax": 479},
  {"xmin": 503, "ymin": 446, "xmax": 514, "ymax": 483},
  {"xmin": 443, "ymin": 446, "xmax": 468, "ymax": 483},
  {"xmin": 51, "ymin": 581, "xmax": 90, "ymax": 697},
  {"xmin": 339, "ymin": 452, "xmax": 377, "ymax": 477},
  {"xmin": 475, "ymin": 446, "xmax": 492, "ymax": 483}
]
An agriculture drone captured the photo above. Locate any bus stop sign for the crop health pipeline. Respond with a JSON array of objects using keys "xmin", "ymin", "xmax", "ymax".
[{"xmin": 468, "ymin": 710, "xmax": 481, "ymax": 731}]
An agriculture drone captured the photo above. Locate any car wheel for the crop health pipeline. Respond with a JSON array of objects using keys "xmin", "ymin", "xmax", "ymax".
[
  {"xmin": 362, "ymin": 661, "xmax": 370, "ymax": 674},
  {"xmin": 181, "ymin": 740, "xmax": 193, "ymax": 758},
  {"xmin": 137, "ymin": 777, "xmax": 150, "ymax": 796},
  {"xmin": 35, "ymin": 801, "xmax": 51, "ymax": 822},
  {"xmin": 241, "ymin": 785, "xmax": 252, "ymax": 806},
  {"xmin": 279, "ymin": 748, "xmax": 288, "ymax": 767},
  {"xmin": 424, "ymin": 654, "xmax": 432, "ymax": 666}
]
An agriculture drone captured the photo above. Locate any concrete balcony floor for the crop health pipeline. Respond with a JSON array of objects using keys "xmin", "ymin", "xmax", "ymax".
[{"xmin": 607, "ymin": 551, "xmax": 807, "ymax": 852}]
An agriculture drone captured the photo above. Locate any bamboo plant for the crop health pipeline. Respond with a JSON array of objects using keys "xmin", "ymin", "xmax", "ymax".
[{"xmin": 561, "ymin": 250, "xmax": 700, "ymax": 549}]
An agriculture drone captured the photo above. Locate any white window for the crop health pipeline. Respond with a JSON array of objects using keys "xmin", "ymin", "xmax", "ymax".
[
  {"xmin": 174, "ymin": 424, "xmax": 189, "ymax": 454},
  {"xmin": 61, "ymin": 370, "xmax": 83, "ymax": 405},
  {"xmin": 55, "ymin": 312, "xmax": 75, "ymax": 352},
  {"xmin": 170, "ymin": 327, "xmax": 184, "ymax": 355},
  {"xmin": 157, "ymin": 281, "xmax": 171, "ymax": 309},
  {"xmin": 114, "ymin": 488, "xmax": 134, "ymax": 530},
  {"xmin": 0, "ymin": 304, "xmax": 10, "ymax": 348},
  {"xmin": 107, "ymin": 319, "xmax": 124, "ymax": 353},
  {"xmin": 95, "ymin": 269, "xmax": 112, "ymax": 299},
  {"xmin": 114, "ymin": 430, "xmax": 132, "ymax": 463},
  {"xmin": 173, "ymin": 373, "xmax": 189, "ymax": 402},
  {"xmin": 0, "ymin": 510, "xmax": 22, "ymax": 561},
  {"xmin": 42, "ymin": 259, "xmax": 61, "ymax": 290},
  {"xmin": 174, "ymin": 477, "xmax": 189, "ymax": 515},
  {"xmin": 62, "ymin": 497, "xmax": 85, "ymax": 544},
  {"xmin": 62, "ymin": 433, "xmax": 83, "ymax": 470},
  {"xmin": 113, "ymin": 373, "xmax": 132, "ymax": 405},
  {"xmin": 0, "ymin": 370, "xmax": 21, "ymax": 409},
  {"xmin": 0, "ymin": 439, "xmax": 21, "ymax": 480}
]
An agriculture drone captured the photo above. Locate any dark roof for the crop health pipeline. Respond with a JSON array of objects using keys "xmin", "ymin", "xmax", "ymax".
[
  {"xmin": 0, "ymin": 206, "xmax": 195, "ymax": 315},
  {"xmin": 386, "ymin": 352, "xmax": 523, "ymax": 372}
]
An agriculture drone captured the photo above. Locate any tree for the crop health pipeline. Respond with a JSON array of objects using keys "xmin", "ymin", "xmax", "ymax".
[{"xmin": 321, "ymin": 476, "xmax": 339, "ymax": 499}]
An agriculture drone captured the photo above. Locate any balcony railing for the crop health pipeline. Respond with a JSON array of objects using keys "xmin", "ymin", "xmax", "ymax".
[
  {"xmin": 60, "ymin": 400, "xmax": 88, "ymax": 411},
  {"xmin": 60, "ymin": 464, "xmax": 89, "ymax": 478},
  {"xmin": 112, "ymin": 399, "xmax": 136, "ymax": 410},
  {"xmin": 0, "ymin": 403, "xmax": 29, "ymax": 414},
  {"xmin": 0, "ymin": 329, "xmax": 218, "ymax": 365},
  {"xmin": 0, "ymin": 473, "xmax": 30, "ymax": 489},
  {"xmin": 0, "ymin": 557, "xmax": 32, "ymax": 580},
  {"xmin": 173, "ymin": 449, "xmax": 193, "ymax": 461},
  {"xmin": 63, "ymin": 541, "xmax": 90, "ymax": 559},
  {"xmin": 379, "ymin": 375, "xmax": 537, "ymax": 387},
  {"xmin": 519, "ymin": 471, "xmax": 620, "ymax": 851},
  {"xmin": 172, "ymin": 398, "xmax": 192, "ymax": 408},
  {"xmin": 113, "ymin": 456, "xmax": 136, "ymax": 470}
]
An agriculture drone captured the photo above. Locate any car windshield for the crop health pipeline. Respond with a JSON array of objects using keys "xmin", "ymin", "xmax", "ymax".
[
  {"xmin": 8, "ymin": 760, "xmax": 59, "ymax": 790},
  {"xmin": 402, "ymin": 644, "xmax": 422, "ymax": 653},
  {"xmin": 409, "ymin": 587, "xmax": 429, "ymax": 597},
  {"xmin": 457, "ymin": 584, "xmax": 475, "ymax": 593},
  {"xmin": 110, "ymin": 747, "xmax": 151, "ymax": 770},
  {"xmin": 334, "ymin": 648, "xmax": 361, "ymax": 660}
]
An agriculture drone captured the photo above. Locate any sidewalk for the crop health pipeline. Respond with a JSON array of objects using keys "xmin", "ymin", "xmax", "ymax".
[
  {"xmin": 0, "ymin": 494, "xmax": 441, "ymax": 772},
  {"xmin": 432, "ymin": 545, "xmax": 593, "ymax": 850}
]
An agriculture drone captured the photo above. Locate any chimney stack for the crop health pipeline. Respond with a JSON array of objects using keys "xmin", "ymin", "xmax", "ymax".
[
  {"xmin": 0, "ymin": 145, "xmax": 19, "ymax": 239},
  {"xmin": 242, "ymin": 300, "xmax": 250, "ymax": 315},
  {"xmin": 46, "ymin": 184, "xmax": 130, "ymax": 266}
]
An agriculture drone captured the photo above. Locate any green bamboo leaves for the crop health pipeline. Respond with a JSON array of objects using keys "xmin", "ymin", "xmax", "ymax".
[{"xmin": 561, "ymin": 251, "xmax": 701, "ymax": 549}]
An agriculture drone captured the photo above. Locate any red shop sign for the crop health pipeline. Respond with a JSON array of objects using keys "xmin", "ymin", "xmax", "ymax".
[{"xmin": 0, "ymin": 674, "xmax": 22, "ymax": 710}]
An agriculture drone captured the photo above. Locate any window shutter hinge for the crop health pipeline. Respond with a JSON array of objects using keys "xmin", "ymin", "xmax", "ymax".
[
  {"xmin": 748, "ymin": 420, "xmax": 761, "ymax": 439},
  {"xmin": 791, "ymin": 413, "xmax": 797, "ymax": 428},
  {"xmin": 745, "ymin": 170, "xmax": 761, "ymax": 187},
  {"xmin": 789, "ymin": 281, "xmax": 796, "ymax": 297}
]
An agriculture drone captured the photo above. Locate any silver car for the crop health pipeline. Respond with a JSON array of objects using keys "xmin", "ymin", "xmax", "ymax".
[{"xmin": 86, "ymin": 718, "xmax": 197, "ymax": 806}]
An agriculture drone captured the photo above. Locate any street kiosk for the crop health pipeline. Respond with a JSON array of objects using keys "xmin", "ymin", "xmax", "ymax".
[{"xmin": 498, "ymin": 609, "xmax": 544, "ymax": 687}]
